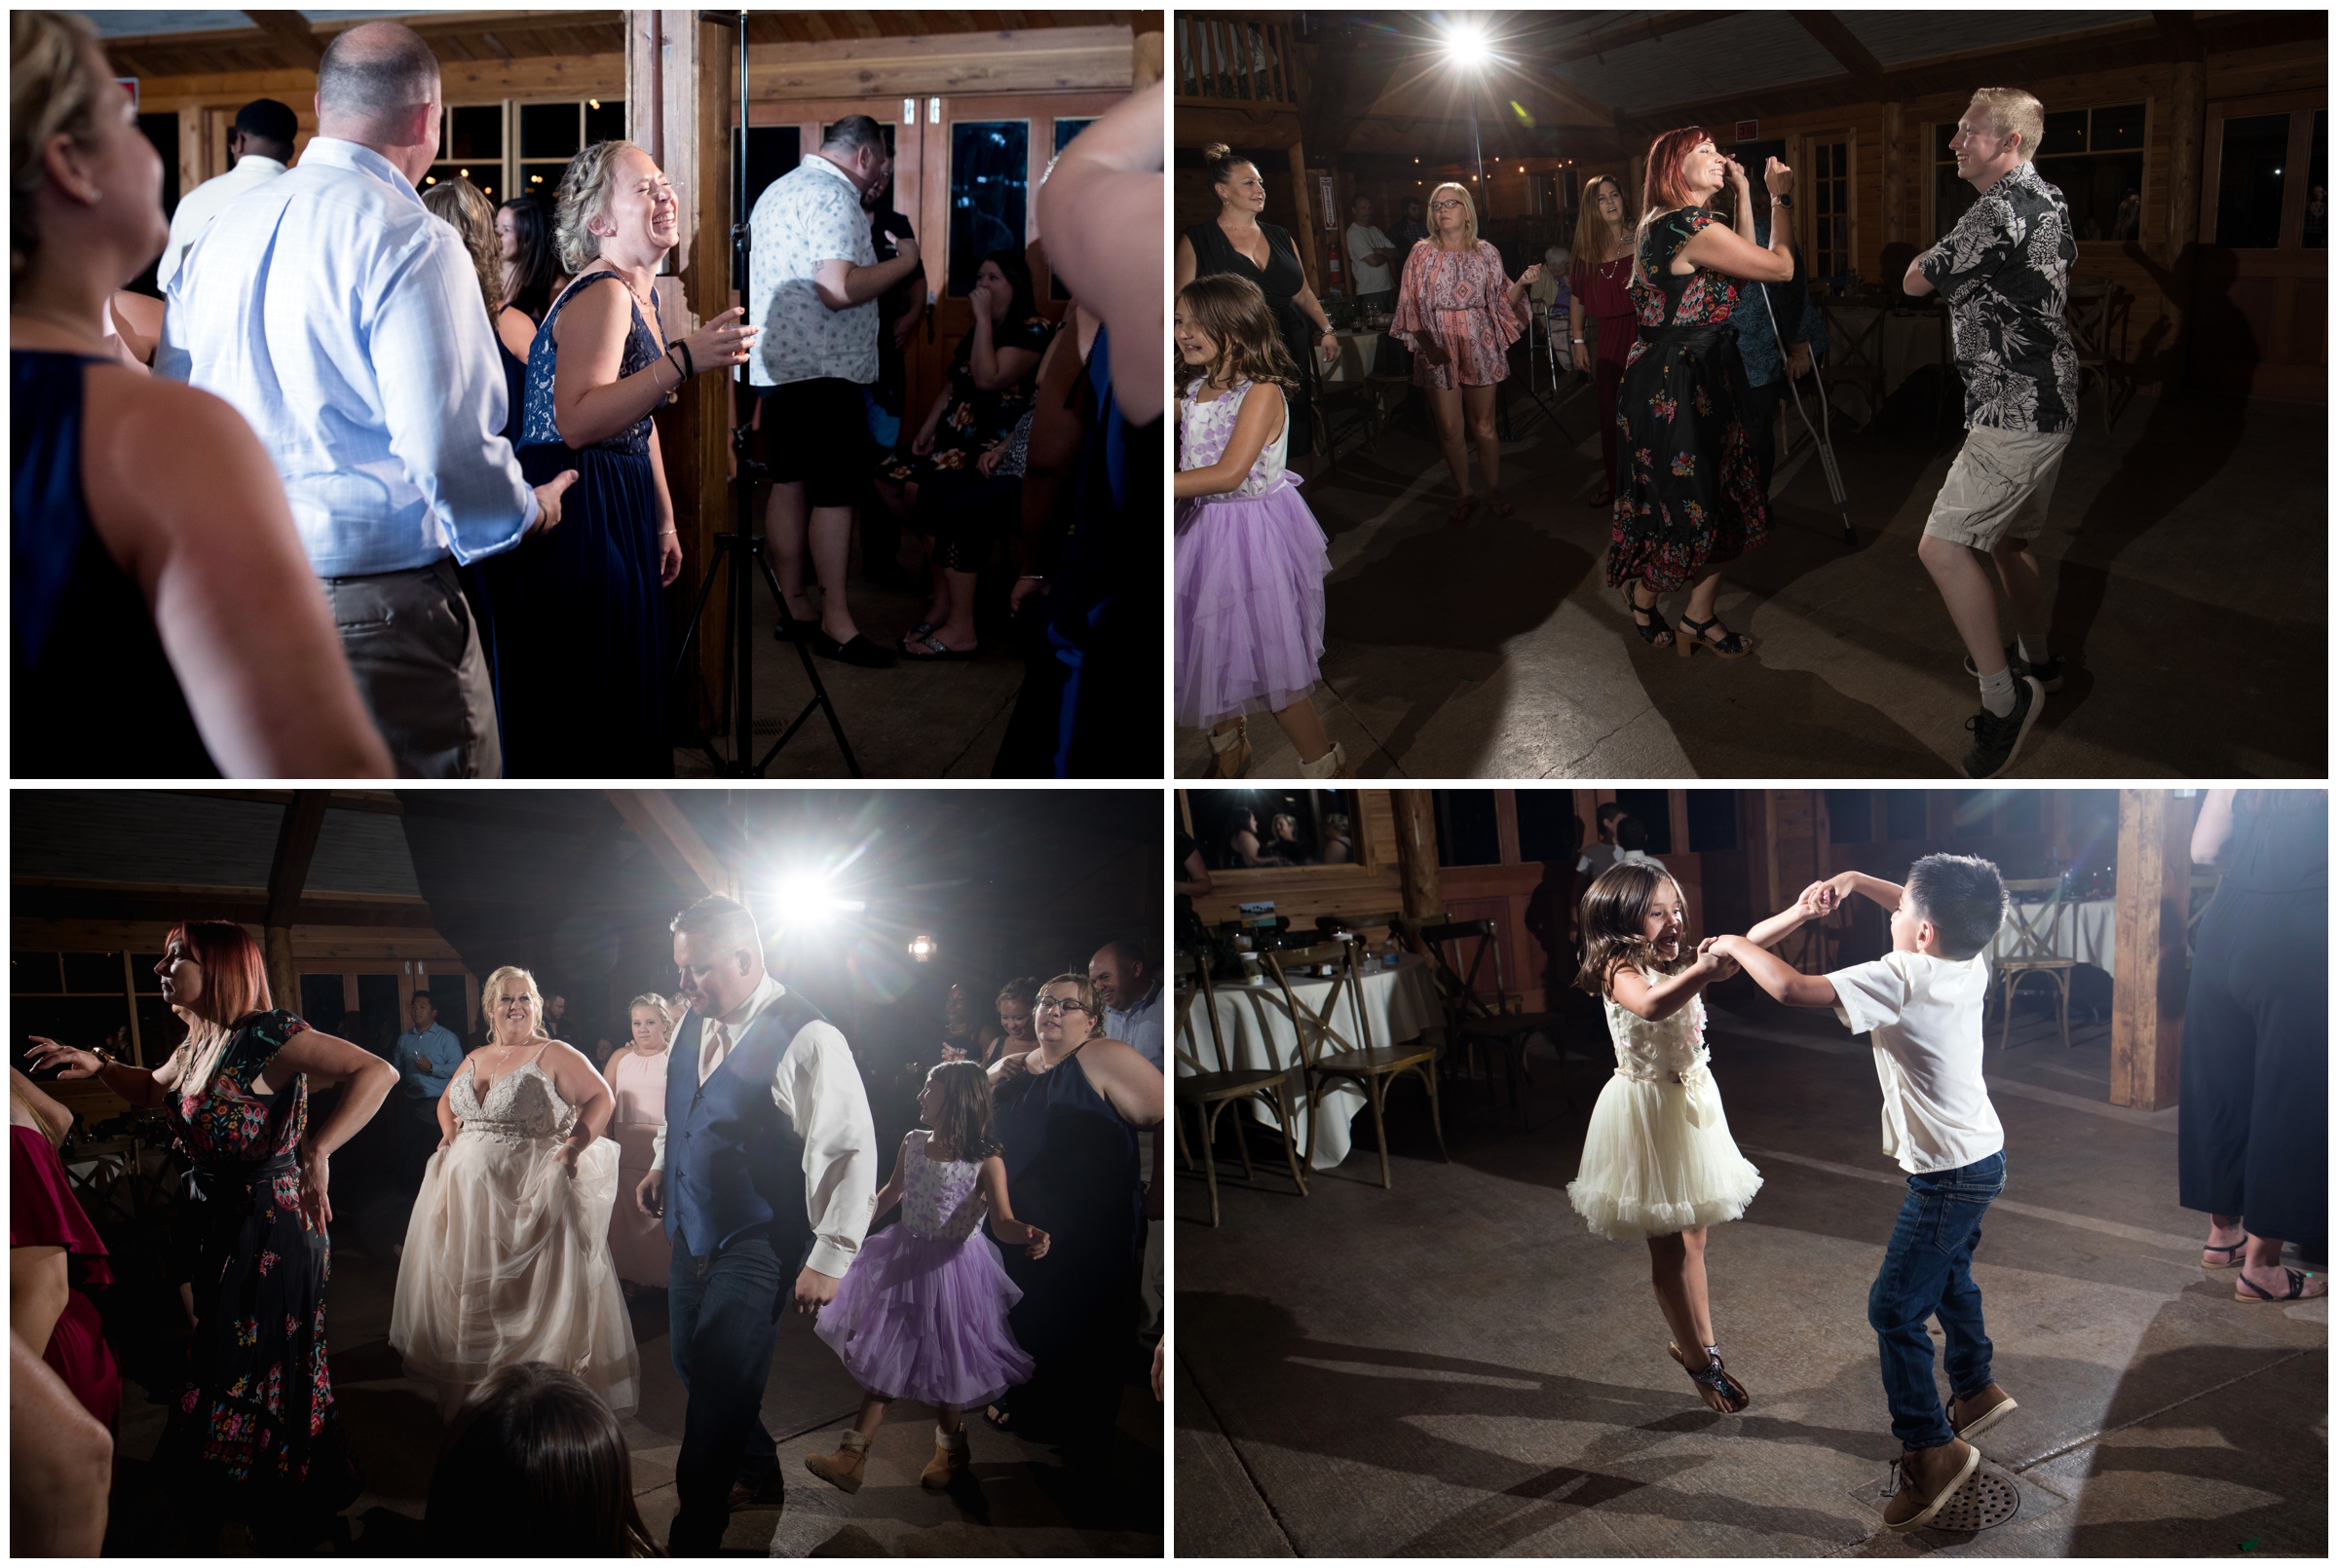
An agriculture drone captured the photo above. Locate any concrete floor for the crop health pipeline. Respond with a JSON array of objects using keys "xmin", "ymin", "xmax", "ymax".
[
  {"xmin": 1173, "ymin": 376, "xmax": 2325, "ymax": 779},
  {"xmin": 106, "ymin": 1220, "xmax": 1162, "ymax": 1556},
  {"xmin": 1174, "ymin": 998, "xmax": 2327, "ymax": 1556}
]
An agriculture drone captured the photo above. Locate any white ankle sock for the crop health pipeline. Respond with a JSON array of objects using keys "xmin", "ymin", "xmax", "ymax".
[
  {"xmin": 1978, "ymin": 666, "xmax": 2017, "ymax": 717},
  {"xmin": 2017, "ymin": 633, "xmax": 2050, "ymax": 665}
]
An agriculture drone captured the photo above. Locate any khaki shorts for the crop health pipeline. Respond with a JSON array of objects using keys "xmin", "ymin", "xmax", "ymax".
[{"xmin": 1922, "ymin": 426, "xmax": 2072, "ymax": 550}]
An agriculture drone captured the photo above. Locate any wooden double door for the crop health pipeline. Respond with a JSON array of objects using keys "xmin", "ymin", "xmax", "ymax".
[{"xmin": 742, "ymin": 90, "xmax": 1120, "ymax": 426}]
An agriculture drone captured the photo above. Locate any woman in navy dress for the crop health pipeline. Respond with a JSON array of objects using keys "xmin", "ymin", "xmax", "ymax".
[
  {"xmin": 482, "ymin": 139, "xmax": 756, "ymax": 776},
  {"xmin": 9, "ymin": 10, "xmax": 388, "ymax": 779}
]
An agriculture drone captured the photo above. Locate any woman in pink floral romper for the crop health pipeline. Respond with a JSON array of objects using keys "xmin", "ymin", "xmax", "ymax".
[{"xmin": 1390, "ymin": 180, "xmax": 1539, "ymax": 522}]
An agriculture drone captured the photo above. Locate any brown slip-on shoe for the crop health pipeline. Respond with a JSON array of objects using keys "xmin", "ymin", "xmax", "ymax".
[
  {"xmin": 1883, "ymin": 1438, "xmax": 1980, "ymax": 1533},
  {"xmin": 1950, "ymin": 1383, "xmax": 2018, "ymax": 1442}
]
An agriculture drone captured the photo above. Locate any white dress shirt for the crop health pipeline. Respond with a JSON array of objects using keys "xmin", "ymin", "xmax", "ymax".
[
  {"xmin": 157, "ymin": 154, "xmax": 287, "ymax": 290},
  {"xmin": 1344, "ymin": 221, "xmax": 1395, "ymax": 293},
  {"xmin": 650, "ymin": 971, "xmax": 878, "ymax": 1278},
  {"xmin": 747, "ymin": 154, "xmax": 879, "ymax": 389},
  {"xmin": 155, "ymin": 137, "xmax": 537, "ymax": 578},
  {"xmin": 1828, "ymin": 950, "xmax": 2005, "ymax": 1175}
]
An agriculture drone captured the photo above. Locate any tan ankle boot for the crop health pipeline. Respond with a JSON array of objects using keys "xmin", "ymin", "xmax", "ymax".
[
  {"xmin": 1208, "ymin": 721, "xmax": 1251, "ymax": 778},
  {"xmin": 920, "ymin": 1425, "xmax": 967, "ymax": 1488},
  {"xmin": 1883, "ymin": 1438, "xmax": 1979, "ymax": 1533},
  {"xmin": 804, "ymin": 1429, "xmax": 870, "ymax": 1494},
  {"xmin": 1949, "ymin": 1382, "xmax": 2017, "ymax": 1441}
]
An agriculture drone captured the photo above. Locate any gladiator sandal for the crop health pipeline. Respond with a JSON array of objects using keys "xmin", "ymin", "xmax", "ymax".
[{"xmin": 1668, "ymin": 1339, "xmax": 1751, "ymax": 1413}]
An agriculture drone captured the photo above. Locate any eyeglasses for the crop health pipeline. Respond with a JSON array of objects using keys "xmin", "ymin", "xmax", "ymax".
[
  {"xmin": 1430, "ymin": 199, "xmax": 1464, "ymax": 211},
  {"xmin": 1034, "ymin": 995, "xmax": 1089, "ymax": 1014}
]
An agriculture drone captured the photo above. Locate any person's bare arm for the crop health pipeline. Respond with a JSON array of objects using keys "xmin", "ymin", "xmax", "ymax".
[
  {"xmin": 253, "ymin": 1027, "xmax": 396, "ymax": 1232},
  {"xmin": 1036, "ymin": 80, "xmax": 1163, "ymax": 423},
  {"xmin": 1743, "ymin": 882, "xmax": 1835, "ymax": 949},
  {"xmin": 544, "ymin": 1040, "xmax": 615, "ymax": 1175},
  {"xmin": 1708, "ymin": 936, "xmax": 1842, "ymax": 1008},
  {"xmin": 494, "ymin": 303, "xmax": 536, "ymax": 363},
  {"xmin": 437, "ymin": 1071, "xmax": 462, "ymax": 1146},
  {"xmin": 1077, "ymin": 1038, "xmax": 1164, "ymax": 1129},
  {"xmin": 8, "ymin": 1068, "xmax": 73, "ymax": 1148},
  {"xmin": 10, "ymin": 1247, "xmax": 69, "ymax": 1362},
  {"xmin": 645, "ymin": 421, "xmax": 681, "ymax": 586},
  {"xmin": 1175, "ymin": 847, "xmax": 1213, "ymax": 897},
  {"xmin": 1605, "ymin": 947, "xmax": 1735, "ymax": 1023},
  {"xmin": 11, "ymin": 1330, "xmax": 110, "ymax": 1557},
  {"xmin": 976, "ymin": 1155, "xmax": 1050, "ymax": 1254},
  {"xmin": 1173, "ymin": 382, "xmax": 1284, "ymax": 499},
  {"xmin": 812, "ymin": 241, "xmax": 923, "ymax": 312},
  {"xmin": 1678, "ymin": 220, "xmax": 1793, "ymax": 283},
  {"xmin": 2191, "ymin": 788, "xmax": 2238, "ymax": 866},
  {"xmin": 22, "ymin": 1036, "xmax": 166, "ymax": 1107},
  {"xmin": 1811, "ymin": 870, "xmax": 1905, "ymax": 912},
  {"xmin": 81, "ymin": 372, "xmax": 393, "ymax": 778},
  {"xmin": 1902, "ymin": 258, "xmax": 1936, "ymax": 298},
  {"xmin": 108, "ymin": 290, "xmax": 163, "ymax": 364},
  {"xmin": 549, "ymin": 283, "xmax": 685, "ymax": 447}
]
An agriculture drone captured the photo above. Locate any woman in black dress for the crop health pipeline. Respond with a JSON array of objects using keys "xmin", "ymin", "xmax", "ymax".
[
  {"xmin": 1608, "ymin": 129, "xmax": 1796, "ymax": 658},
  {"xmin": 28, "ymin": 920, "xmax": 396, "ymax": 1549},
  {"xmin": 1175, "ymin": 143, "xmax": 1339, "ymax": 477},
  {"xmin": 2181, "ymin": 789, "xmax": 2328, "ymax": 1301}
]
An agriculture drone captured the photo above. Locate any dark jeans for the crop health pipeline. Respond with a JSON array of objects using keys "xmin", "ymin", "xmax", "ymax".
[
  {"xmin": 1868, "ymin": 1149, "xmax": 2004, "ymax": 1450},
  {"xmin": 1740, "ymin": 376, "xmax": 1787, "ymax": 506},
  {"xmin": 666, "ymin": 1236, "xmax": 785, "ymax": 1553}
]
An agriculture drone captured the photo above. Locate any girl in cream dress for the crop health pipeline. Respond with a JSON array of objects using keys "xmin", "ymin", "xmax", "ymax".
[
  {"xmin": 1566, "ymin": 862, "xmax": 1814, "ymax": 1416},
  {"xmin": 392, "ymin": 966, "xmax": 638, "ymax": 1417}
]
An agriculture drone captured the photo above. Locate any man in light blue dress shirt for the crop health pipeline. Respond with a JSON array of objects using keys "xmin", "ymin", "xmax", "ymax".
[
  {"xmin": 157, "ymin": 21, "xmax": 575, "ymax": 778},
  {"xmin": 1092, "ymin": 939, "xmax": 1164, "ymax": 1070},
  {"xmin": 394, "ymin": 991, "xmax": 464, "ymax": 1190}
]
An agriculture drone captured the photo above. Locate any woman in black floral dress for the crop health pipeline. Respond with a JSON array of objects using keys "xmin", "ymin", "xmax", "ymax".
[
  {"xmin": 29, "ymin": 920, "xmax": 396, "ymax": 1547},
  {"xmin": 1608, "ymin": 130, "xmax": 1798, "ymax": 657}
]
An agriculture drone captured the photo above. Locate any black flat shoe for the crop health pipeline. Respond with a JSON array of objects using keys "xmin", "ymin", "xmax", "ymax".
[{"xmin": 813, "ymin": 631, "xmax": 897, "ymax": 668}]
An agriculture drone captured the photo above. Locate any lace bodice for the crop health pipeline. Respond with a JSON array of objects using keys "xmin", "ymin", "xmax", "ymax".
[
  {"xmin": 1179, "ymin": 379, "xmax": 1288, "ymax": 499},
  {"xmin": 1601, "ymin": 972, "xmax": 1711, "ymax": 1081},
  {"xmin": 448, "ymin": 1059, "xmax": 577, "ymax": 1146},
  {"xmin": 519, "ymin": 270, "xmax": 660, "ymax": 456},
  {"xmin": 901, "ymin": 1129, "xmax": 988, "ymax": 1242}
]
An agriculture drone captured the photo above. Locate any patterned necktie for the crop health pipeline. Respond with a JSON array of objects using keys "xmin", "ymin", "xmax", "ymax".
[{"xmin": 698, "ymin": 1018, "xmax": 732, "ymax": 1086}]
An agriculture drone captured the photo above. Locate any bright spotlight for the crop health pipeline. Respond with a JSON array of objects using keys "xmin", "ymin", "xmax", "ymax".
[
  {"xmin": 1447, "ymin": 25, "xmax": 1490, "ymax": 69},
  {"xmin": 907, "ymin": 934, "xmax": 937, "ymax": 962}
]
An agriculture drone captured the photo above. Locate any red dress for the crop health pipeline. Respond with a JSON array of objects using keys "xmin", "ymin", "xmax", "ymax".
[
  {"xmin": 1391, "ymin": 239, "xmax": 1522, "ymax": 390},
  {"xmin": 10, "ymin": 1124, "xmax": 122, "ymax": 1428},
  {"xmin": 1568, "ymin": 252, "xmax": 1640, "ymax": 366}
]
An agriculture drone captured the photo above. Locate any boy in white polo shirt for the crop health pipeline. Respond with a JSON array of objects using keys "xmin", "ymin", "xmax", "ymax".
[{"xmin": 1712, "ymin": 853, "xmax": 2017, "ymax": 1535}]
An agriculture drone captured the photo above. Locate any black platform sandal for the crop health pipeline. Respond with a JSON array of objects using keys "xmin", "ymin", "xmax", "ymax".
[
  {"xmin": 1676, "ymin": 613, "xmax": 1753, "ymax": 660},
  {"xmin": 1622, "ymin": 585, "xmax": 1672, "ymax": 647}
]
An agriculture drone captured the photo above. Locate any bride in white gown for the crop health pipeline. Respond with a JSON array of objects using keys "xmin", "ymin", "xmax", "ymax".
[{"xmin": 391, "ymin": 965, "xmax": 639, "ymax": 1417}]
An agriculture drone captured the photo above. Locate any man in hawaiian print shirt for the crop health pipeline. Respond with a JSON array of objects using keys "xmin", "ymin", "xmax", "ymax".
[{"xmin": 1904, "ymin": 87, "xmax": 2080, "ymax": 780}]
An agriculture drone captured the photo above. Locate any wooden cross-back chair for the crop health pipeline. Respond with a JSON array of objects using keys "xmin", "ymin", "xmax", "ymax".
[
  {"xmin": 1992, "ymin": 877, "xmax": 2075, "ymax": 1052},
  {"xmin": 2065, "ymin": 279, "xmax": 2126, "ymax": 431},
  {"xmin": 1263, "ymin": 938, "xmax": 1446, "ymax": 1189},
  {"xmin": 1408, "ymin": 915, "xmax": 1571, "ymax": 1132},
  {"xmin": 1173, "ymin": 952, "xmax": 1308, "ymax": 1227}
]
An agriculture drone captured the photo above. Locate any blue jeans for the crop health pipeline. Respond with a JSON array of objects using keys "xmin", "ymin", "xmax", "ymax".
[
  {"xmin": 1868, "ymin": 1150, "xmax": 2004, "ymax": 1450},
  {"xmin": 666, "ymin": 1236, "xmax": 785, "ymax": 1554}
]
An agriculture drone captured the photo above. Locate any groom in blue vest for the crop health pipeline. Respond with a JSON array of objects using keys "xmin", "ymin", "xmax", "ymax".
[{"xmin": 636, "ymin": 894, "xmax": 878, "ymax": 1553}]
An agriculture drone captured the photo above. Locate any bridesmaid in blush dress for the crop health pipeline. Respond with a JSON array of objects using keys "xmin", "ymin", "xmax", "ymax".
[{"xmin": 605, "ymin": 992, "xmax": 675, "ymax": 1294}]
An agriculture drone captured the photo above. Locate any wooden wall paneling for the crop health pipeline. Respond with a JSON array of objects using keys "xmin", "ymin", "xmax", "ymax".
[{"xmin": 745, "ymin": 26, "xmax": 1132, "ymax": 100}]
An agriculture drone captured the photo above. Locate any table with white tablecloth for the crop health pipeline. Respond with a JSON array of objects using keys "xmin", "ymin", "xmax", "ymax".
[
  {"xmin": 1985, "ymin": 898, "xmax": 2116, "ymax": 976},
  {"xmin": 1176, "ymin": 951, "xmax": 1445, "ymax": 1171},
  {"xmin": 1321, "ymin": 328, "xmax": 1387, "ymax": 386}
]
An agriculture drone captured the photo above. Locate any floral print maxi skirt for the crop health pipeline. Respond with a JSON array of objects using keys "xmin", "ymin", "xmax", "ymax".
[{"xmin": 1605, "ymin": 323, "xmax": 1768, "ymax": 595}]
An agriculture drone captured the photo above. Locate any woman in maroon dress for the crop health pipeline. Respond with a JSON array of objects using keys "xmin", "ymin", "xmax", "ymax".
[
  {"xmin": 1607, "ymin": 130, "xmax": 1796, "ymax": 656},
  {"xmin": 1568, "ymin": 173, "xmax": 1640, "ymax": 507},
  {"xmin": 1389, "ymin": 181, "xmax": 1539, "ymax": 522},
  {"xmin": 11, "ymin": 1070, "xmax": 121, "ymax": 1431},
  {"xmin": 28, "ymin": 921, "xmax": 396, "ymax": 1549}
]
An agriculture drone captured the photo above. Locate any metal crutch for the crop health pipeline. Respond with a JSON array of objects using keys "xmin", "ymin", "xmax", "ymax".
[{"xmin": 1755, "ymin": 282, "xmax": 1856, "ymax": 545}]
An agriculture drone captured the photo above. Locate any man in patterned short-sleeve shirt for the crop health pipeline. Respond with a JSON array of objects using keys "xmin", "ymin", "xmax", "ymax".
[
  {"xmin": 747, "ymin": 115, "xmax": 925, "ymax": 667},
  {"xmin": 1904, "ymin": 87, "xmax": 2081, "ymax": 780}
]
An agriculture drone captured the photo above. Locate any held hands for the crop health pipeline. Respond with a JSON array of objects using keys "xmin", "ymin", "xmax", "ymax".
[
  {"xmin": 793, "ymin": 1264, "xmax": 841, "ymax": 1314},
  {"xmin": 682, "ymin": 306, "xmax": 759, "ymax": 372},
  {"xmin": 528, "ymin": 468, "xmax": 579, "ymax": 538},
  {"xmin": 23, "ymin": 1037, "xmax": 98, "ymax": 1079},
  {"xmin": 634, "ymin": 1168, "xmax": 664, "ymax": 1219},
  {"xmin": 1764, "ymin": 156, "xmax": 1795, "ymax": 199},
  {"xmin": 1694, "ymin": 935, "xmax": 1741, "ymax": 981}
]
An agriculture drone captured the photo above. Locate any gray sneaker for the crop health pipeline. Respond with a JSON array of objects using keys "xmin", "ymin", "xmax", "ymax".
[
  {"xmin": 1960, "ymin": 676, "xmax": 2045, "ymax": 779},
  {"xmin": 1963, "ymin": 642, "xmax": 2063, "ymax": 693}
]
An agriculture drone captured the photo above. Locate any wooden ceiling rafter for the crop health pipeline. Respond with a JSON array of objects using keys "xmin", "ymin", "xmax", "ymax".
[
  {"xmin": 240, "ymin": 9, "xmax": 325, "ymax": 69},
  {"xmin": 1533, "ymin": 10, "xmax": 1743, "ymax": 67},
  {"xmin": 1790, "ymin": 10, "xmax": 1889, "ymax": 101}
]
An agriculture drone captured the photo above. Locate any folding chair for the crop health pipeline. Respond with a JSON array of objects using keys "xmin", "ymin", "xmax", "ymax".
[
  {"xmin": 1264, "ymin": 938, "xmax": 1446, "ymax": 1189},
  {"xmin": 1992, "ymin": 877, "xmax": 2076, "ymax": 1052},
  {"xmin": 1173, "ymin": 953, "xmax": 1308, "ymax": 1227},
  {"xmin": 1818, "ymin": 298, "xmax": 1888, "ymax": 431},
  {"xmin": 1411, "ymin": 916, "xmax": 1571, "ymax": 1132}
]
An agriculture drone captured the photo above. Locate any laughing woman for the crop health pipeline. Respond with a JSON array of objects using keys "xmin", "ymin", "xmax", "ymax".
[
  {"xmin": 1608, "ymin": 131, "xmax": 1794, "ymax": 658},
  {"xmin": 483, "ymin": 139, "xmax": 758, "ymax": 777}
]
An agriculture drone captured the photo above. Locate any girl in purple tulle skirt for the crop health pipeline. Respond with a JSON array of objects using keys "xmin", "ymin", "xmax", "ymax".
[
  {"xmin": 805, "ymin": 1062, "xmax": 1049, "ymax": 1493},
  {"xmin": 1175, "ymin": 274, "xmax": 1346, "ymax": 778}
]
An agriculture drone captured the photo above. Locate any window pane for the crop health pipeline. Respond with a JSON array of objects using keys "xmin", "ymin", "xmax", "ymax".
[
  {"xmin": 425, "ymin": 164, "xmax": 503, "ymax": 204},
  {"xmin": 1883, "ymin": 791, "xmax": 1929, "ymax": 841},
  {"xmin": 1054, "ymin": 117, "xmax": 1095, "ymax": 157},
  {"xmin": 1431, "ymin": 791, "xmax": 1501, "ymax": 867},
  {"xmin": 12, "ymin": 998, "xmax": 129, "ymax": 1074},
  {"xmin": 521, "ymin": 160, "xmax": 570, "ymax": 199},
  {"xmin": 585, "ymin": 97, "xmax": 626, "ymax": 146},
  {"xmin": 1934, "ymin": 122, "xmax": 1954, "ymax": 164},
  {"xmin": 299, "ymin": 974, "xmax": 348, "ymax": 1038},
  {"xmin": 133, "ymin": 954, "xmax": 165, "ymax": 993},
  {"xmin": 2039, "ymin": 109, "xmax": 2088, "ymax": 158},
  {"xmin": 520, "ymin": 101, "xmax": 581, "ymax": 159},
  {"xmin": 1612, "ymin": 790, "xmax": 1673, "ymax": 856},
  {"xmin": 1827, "ymin": 790, "xmax": 1872, "ymax": 844},
  {"xmin": 356, "ymin": 974, "xmax": 404, "ymax": 1060},
  {"xmin": 1685, "ymin": 791, "xmax": 1738, "ymax": 853},
  {"xmin": 2092, "ymin": 102, "xmax": 2146, "ymax": 152},
  {"xmin": 949, "ymin": 120, "xmax": 1029, "ymax": 297},
  {"xmin": 449, "ymin": 103, "xmax": 502, "ymax": 160},
  {"xmin": 1514, "ymin": 791, "xmax": 1579, "ymax": 868},
  {"xmin": 2037, "ymin": 153, "xmax": 2145, "ymax": 242},
  {"xmin": 135, "ymin": 995, "xmax": 187, "ymax": 1063},
  {"xmin": 61, "ymin": 952, "xmax": 122, "ymax": 993},
  {"xmin": 2214, "ymin": 113, "xmax": 2291, "ymax": 248},
  {"xmin": 2307, "ymin": 110, "xmax": 2328, "ymax": 249},
  {"xmin": 12, "ymin": 951, "xmax": 60, "ymax": 992}
]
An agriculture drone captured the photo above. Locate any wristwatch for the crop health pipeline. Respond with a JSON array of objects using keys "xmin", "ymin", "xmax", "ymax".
[{"xmin": 1772, "ymin": 193, "xmax": 1793, "ymax": 208}]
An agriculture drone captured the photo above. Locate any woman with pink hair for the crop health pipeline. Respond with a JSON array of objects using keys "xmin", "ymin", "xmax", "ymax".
[{"xmin": 1608, "ymin": 129, "xmax": 1796, "ymax": 658}]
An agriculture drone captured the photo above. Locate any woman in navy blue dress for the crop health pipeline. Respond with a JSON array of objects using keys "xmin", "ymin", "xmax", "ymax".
[{"xmin": 482, "ymin": 139, "xmax": 756, "ymax": 776}]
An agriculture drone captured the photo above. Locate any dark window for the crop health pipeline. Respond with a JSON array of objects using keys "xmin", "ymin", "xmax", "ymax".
[
  {"xmin": 135, "ymin": 996, "xmax": 187, "ymax": 1063},
  {"xmin": 1827, "ymin": 790, "xmax": 1873, "ymax": 844},
  {"xmin": 299, "ymin": 974, "xmax": 347, "ymax": 1038},
  {"xmin": 12, "ymin": 952, "xmax": 61, "ymax": 992},
  {"xmin": 949, "ymin": 120, "xmax": 1029, "ymax": 297},
  {"xmin": 1884, "ymin": 791, "xmax": 1929, "ymax": 841},
  {"xmin": 2093, "ymin": 101, "xmax": 2147, "ymax": 151},
  {"xmin": 1685, "ymin": 791, "xmax": 1738, "ymax": 852},
  {"xmin": 429, "ymin": 975, "xmax": 473, "ymax": 1049},
  {"xmin": 1612, "ymin": 790, "xmax": 1673, "ymax": 856},
  {"xmin": 2038, "ymin": 110, "xmax": 2088, "ymax": 158},
  {"xmin": 744, "ymin": 125, "xmax": 804, "ymax": 218},
  {"xmin": 12, "ymin": 999, "xmax": 129, "ymax": 1074},
  {"xmin": 1515, "ymin": 791, "xmax": 1581, "ymax": 868},
  {"xmin": 1812, "ymin": 139, "xmax": 1850, "ymax": 281},
  {"xmin": 449, "ymin": 104, "xmax": 502, "ymax": 161},
  {"xmin": 585, "ymin": 97, "xmax": 626, "ymax": 146},
  {"xmin": 423, "ymin": 164, "xmax": 503, "ymax": 203},
  {"xmin": 127, "ymin": 111, "xmax": 180, "ymax": 297},
  {"xmin": 133, "ymin": 955, "xmax": 165, "ymax": 993},
  {"xmin": 62, "ymin": 952, "xmax": 123, "ymax": 993},
  {"xmin": 2214, "ymin": 113, "xmax": 2291, "ymax": 248},
  {"xmin": 356, "ymin": 974, "xmax": 404, "ymax": 1062},
  {"xmin": 1432, "ymin": 791, "xmax": 1502, "ymax": 867},
  {"xmin": 2306, "ymin": 110, "xmax": 2328, "ymax": 250},
  {"xmin": 520, "ymin": 101, "xmax": 581, "ymax": 159}
]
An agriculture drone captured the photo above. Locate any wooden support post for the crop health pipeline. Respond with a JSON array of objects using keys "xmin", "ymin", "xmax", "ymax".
[
  {"xmin": 1286, "ymin": 139, "xmax": 1321, "ymax": 293},
  {"xmin": 2110, "ymin": 789, "xmax": 2190, "ymax": 1110},
  {"xmin": 1881, "ymin": 99, "xmax": 1904, "ymax": 245},
  {"xmin": 1389, "ymin": 789, "xmax": 1443, "ymax": 923},
  {"xmin": 263, "ymin": 792, "xmax": 328, "ymax": 1014}
]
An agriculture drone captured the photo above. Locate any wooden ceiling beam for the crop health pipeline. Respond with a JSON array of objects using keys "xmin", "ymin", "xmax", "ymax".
[
  {"xmin": 604, "ymin": 791, "xmax": 736, "ymax": 904},
  {"xmin": 2152, "ymin": 9, "xmax": 2203, "ymax": 62},
  {"xmin": 240, "ymin": 10, "xmax": 326, "ymax": 71},
  {"xmin": 1538, "ymin": 11, "xmax": 1742, "ymax": 66},
  {"xmin": 1790, "ymin": 10, "xmax": 1889, "ymax": 100}
]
